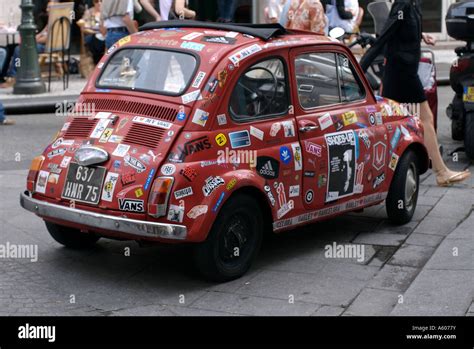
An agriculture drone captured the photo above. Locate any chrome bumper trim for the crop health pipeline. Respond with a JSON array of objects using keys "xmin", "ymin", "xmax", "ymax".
[{"xmin": 20, "ymin": 191, "xmax": 187, "ymax": 240}]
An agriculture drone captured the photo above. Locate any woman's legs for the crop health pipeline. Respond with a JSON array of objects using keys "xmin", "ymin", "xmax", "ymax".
[{"xmin": 419, "ymin": 101, "xmax": 470, "ymax": 185}]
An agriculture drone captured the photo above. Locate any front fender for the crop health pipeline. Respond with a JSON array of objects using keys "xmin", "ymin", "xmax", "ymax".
[{"xmin": 390, "ymin": 117, "xmax": 429, "ymax": 175}]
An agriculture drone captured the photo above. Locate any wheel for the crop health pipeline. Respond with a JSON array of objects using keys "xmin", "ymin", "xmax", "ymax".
[
  {"xmin": 386, "ymin": 150, "xmax": 420, "ymax": 225},
  {"xmin": 464, "ymin": 112, "xmax": 474, "ymax": 159},
  {"xmin": 193, "ymin": 194, "xmax": 263, "ymax": 282},
  {"xmin": 45, "ymin": 221, "xmax": 100, "ymax": 249},
  {"xmin": 452, "ymin": 118, "xmax": 464, "ymax": 141}
]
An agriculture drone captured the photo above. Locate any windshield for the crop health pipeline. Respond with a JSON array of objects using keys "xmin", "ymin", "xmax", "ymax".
[{"xmin": 97, "ymin": 49, "xmax": 197, "ymax": 95}]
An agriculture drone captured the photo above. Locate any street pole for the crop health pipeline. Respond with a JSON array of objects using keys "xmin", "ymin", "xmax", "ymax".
[{"xmin": 13, "ymin": 0, "xmax": 46, "ymax": 95}]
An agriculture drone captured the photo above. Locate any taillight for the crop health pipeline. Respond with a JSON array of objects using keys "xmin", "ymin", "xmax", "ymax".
[
  {"xmin": 147, "ymin": 177, "xmax": 174, "ymax": 218},
  {"xmin": 27, "ymin": 155, "xmax": 45, "ymax": 192}
]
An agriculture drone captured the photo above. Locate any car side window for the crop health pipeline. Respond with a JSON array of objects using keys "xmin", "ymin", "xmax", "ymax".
[
  {"xmin": 295, "ymin": 52, "xmax": 340, "ymax": 109},
  {"xmin": 337, "ymin": 54, "xmax": 366, "ymax": 103},
  {"xmin": 230, "ymin": 58, "xmax": 289, "ymax": 122}
]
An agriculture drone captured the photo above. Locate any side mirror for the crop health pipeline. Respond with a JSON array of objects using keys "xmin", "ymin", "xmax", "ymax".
[{"xmin": 329, "ymin": 27, "xmax": 345, "ymax": 40}]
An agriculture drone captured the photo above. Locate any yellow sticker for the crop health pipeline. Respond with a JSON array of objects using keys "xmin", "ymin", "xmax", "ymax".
[
  {"xmin": 215, "ymin": 133, "xmax": 227, "ymax": 147},
  {"xmin": 342, "ymin": 111, "xmax": 358, "ymax": 126},
  {"xmin": 99, "ymin": 128, "xmax": 114, "ymax": 143},
  {"xmin": 226, "ymin": 178, "xmax": 237, "ymax": 191},
  {"xmin": 135, "ymin": 188, "xmax": 144, "ymax": 198},
  {"xmin": 464, "ymin": 87, "xmax": 474, "ymax": 102},
  {"xmin": 118, "ymin": 36, "xmax": 131, "ymax": 47}
]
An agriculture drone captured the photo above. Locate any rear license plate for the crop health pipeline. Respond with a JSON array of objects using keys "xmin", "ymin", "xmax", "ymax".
[
  {"xmin": 463, "ymin": 86, "xmax": 474, "ymax": 102},
  {"xmin": 61, "ymin": 163, "xmax": 106, "ymax": 205}
]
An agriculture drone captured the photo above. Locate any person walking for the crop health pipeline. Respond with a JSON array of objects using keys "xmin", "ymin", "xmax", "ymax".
[
  {"xmin": 361, "ymin": 0, "xmax": 470, "ymax": 186},
  {"xmin": 217, "ymin": 0, "xmax": 236, "ymax": 23},
  {"xmin": 286, "ymin": 0, "xmax": 327, "ymax": 35},
  {"xmin": 0, "ymin": 102, "xmax": 15, "ymax": 126},
  {"xmin": 101, "ymin": 0, "xmax": 138, "ymax": 49},
  {"xmin": 140, "ymin": 0, "xmax": 163, "ymax": 21}
]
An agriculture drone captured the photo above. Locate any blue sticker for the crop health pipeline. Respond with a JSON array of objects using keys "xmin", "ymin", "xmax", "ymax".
[
  {"xmin": 212, "ymin": 192, "xmax": 225, "ymax": 212},
  {"xmin": 181, "ymin": 41, "xmax": 205, "ymax": 52},
  {"xmin": 144, "ymin": 168, "xmax": 156, "ymax": 190},
  {"xmin": 280, "ymin": 146, "xmax": 292, "ymax": 164},
  {"xmin": 96, "ymin": 89, "xmax": 111, "ymax": 93},
  {"xmin": 356, "ymin": 122, "xmax": 367, "ymax": 128},
  {"xmin": 375, "ymin": 95, "xmax": 384, "ymax": 102},
  {"xmin": 177, "ymin": 111, "xmax": 186, "ymax": 121},
  {"xmin": 390, "ymin": 127, "xmax": 401, "ymax": 149},
  {"xmin": 113, "ymin": 160, "xmax": 121, "ymax": 169},
  {"xmin": 229, "ymin": 130, "xmax": 251, "ymax": 149},
  {"xmin": 354, "ymin": 131, "xmax": 360, "ymax": 160}
]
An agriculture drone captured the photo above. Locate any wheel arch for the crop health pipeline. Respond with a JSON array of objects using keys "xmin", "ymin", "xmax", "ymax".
[
  {"xmin": 403, "ymin": 142, "xmax": 429, "ymax": 175},
  {"xmin": 229, "ymin": 186, "xmax": 274, "ymax": 235}
]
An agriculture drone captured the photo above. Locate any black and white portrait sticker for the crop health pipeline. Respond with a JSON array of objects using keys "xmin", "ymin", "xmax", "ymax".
[{"xmin": 324, "ymin": 130, "xmax": 357, "ymax": 203}]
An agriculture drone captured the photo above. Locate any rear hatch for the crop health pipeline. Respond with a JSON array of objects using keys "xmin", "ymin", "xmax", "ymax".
[{"xmin": 38, "ymin": 95, "xmax": 189, "ymax": 213}]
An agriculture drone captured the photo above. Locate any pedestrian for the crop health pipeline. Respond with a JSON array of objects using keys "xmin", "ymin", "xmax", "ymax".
[
  {"xmin": 265, "ymin": 0, "xmax": 286, "ymax": 24},
  {"xmin": 0, "ymin": 46, "xmax": 7, "ymax": 79},
  {"xmin": 0, "ymin": 28, "xmax": 47, "ymax": 89},
  {"xmin": 217, "ymin": 0, "xmax": 236, "ymax": 23},
  {"xmin": 172, "ymin": 0, "xmax": 196, "ymax": 20},
  {"xmin": 286, "ymin": 0, "xmax": 327, "ymax": 35},
  {"xmin": 361, "ymin": 0, "xmax": 470, "ymax": 186},
  {"xmin": 140, "ymin": 0, "xmax": 163, "ymax": 21},
  {"xmin": 0, "ymin": 102, "xmax": 15, "ymax": 126},
  {"xmin": 101, "ymin": 0, "xmax": 138, "ymax": 49},
  {"xmin": 324, "ymin": 0, "xmax": 363, "ymax": 33},
  {"xmin": 80, "ymin": 0, "xmax": 106, "ymax": 64}
]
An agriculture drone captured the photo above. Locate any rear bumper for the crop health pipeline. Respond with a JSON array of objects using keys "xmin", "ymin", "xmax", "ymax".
[{"xmin": 20, "ymin": 191, "xmax": 187, "ymax": 240}]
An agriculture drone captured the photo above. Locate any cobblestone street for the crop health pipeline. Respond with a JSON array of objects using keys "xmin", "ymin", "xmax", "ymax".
[{"xmin": 0, "ymin": 86, "xmax": 473, "ymax": 316}]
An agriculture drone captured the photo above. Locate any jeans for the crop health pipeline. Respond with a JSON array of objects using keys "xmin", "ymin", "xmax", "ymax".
[
  {"xmin": 0, "ymin": 102, "xmax": 5, "ymax": 123},
  {"xmin": 105, "ymin": 29, "xmax": 129, "ymax": 50},
  {"xmin": 217, "ymin": 0, "xmax": 237, "ymax": 21},
  {"xmin": 7, "ymin": 43, "xmax": 46, "ymax": 78},
  {"xmin": 0, "ymin": 47, "xmax": 7, "ymax": 73}
]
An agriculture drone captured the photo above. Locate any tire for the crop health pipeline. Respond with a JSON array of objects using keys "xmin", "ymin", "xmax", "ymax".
[
  {"xmin": 45, "ymin": 221, "xmax": 100, "ymax": 249},
  {"xmin": 452, "ymin": 118, "xmax": 464, "ymax": 141},
  {"xmin": 193, "ymin": 194, "xmax": 263, "ymax": 282},
  {"xmin": 386, "ymin": 150, "xmax": 420, "ymax": 225},
  {"xmin": 464, "ymin": 112, "xmax": 474, "ymax": 159}
]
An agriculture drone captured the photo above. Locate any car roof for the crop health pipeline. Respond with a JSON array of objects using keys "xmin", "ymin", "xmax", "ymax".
[
  {"xmin": 138, "ymin": 20, "xmax": 333, "ymax": 47},
  {"xmin": 140, "ymin": 20, "xmax": 289, "ymax": 41}
]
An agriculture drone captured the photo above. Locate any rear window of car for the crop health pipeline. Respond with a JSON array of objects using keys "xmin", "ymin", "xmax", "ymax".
[{"xmin": 97, "ymin": 48, "xmax": 197, "ymax": 95}]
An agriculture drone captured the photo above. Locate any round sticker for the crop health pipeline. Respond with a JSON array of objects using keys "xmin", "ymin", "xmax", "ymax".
[
  {"xmin": 305, "ymin": 190, "xmax": 314, "ymax": 204},
  {"xmin": 215, "ymin": 133, "xmax": 227, "ymax": 147},
  {"xmin": 161, "ymin": 164, "xmax": 176, "ymax": 176}
]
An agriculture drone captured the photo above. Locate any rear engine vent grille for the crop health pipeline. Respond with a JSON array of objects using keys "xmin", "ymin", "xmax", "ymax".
[
  {"xmin": 123, "ymin": 123, "xmax": 165, "ymax": 148},
  {"xmin": 64, "ymin": 118, "xmax": 98, "ymax": 139},
  {"xmin": 80, "ymin": 98, "xmax": 177, "ymax": 122}
]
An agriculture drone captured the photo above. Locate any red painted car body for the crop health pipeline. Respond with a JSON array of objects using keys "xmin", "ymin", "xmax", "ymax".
[{"xmin": 21, "ymin": 22, "xmax": 429, "ymax": 279}]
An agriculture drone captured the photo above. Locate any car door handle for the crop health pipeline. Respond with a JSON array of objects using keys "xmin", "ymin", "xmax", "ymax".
[
  {"xmin": 299, "ymin": 125, "xmax": 318, "ymax": 133},
  {"xmin": 298, "ymin": 84, "xmax": 314, "ymax": 93}
]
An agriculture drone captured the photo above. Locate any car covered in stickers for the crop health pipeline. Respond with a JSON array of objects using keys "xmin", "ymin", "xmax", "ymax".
[{"xmin": 20, "ymin": 21, "xmax": 429, "ymax": 281}]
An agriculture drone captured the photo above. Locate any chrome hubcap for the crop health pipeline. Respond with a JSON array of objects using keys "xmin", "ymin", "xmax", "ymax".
[{"xmin": 405, "ymin": 165, "xmax": 417, "ymax": 210}]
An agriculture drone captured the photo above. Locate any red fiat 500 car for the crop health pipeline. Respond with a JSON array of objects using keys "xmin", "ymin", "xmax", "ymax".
[{"xmin": 21, "ymin": 22, "xmax": 429, "ymax": 281}]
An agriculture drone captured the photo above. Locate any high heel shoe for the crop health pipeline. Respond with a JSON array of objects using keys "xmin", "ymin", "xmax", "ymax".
[{"xmin": 436, "ymin": 170, "xmax": 471, "ymax": 187}]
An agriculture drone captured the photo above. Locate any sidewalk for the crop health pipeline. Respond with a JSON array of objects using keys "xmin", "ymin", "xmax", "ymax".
[
  {"xmin": 391, "ymin": 212, "xmax": 474, "ymax": 316},
  {"xmin": 0, "ymin": 74, "xmax": 86, "ymax": 114}
]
